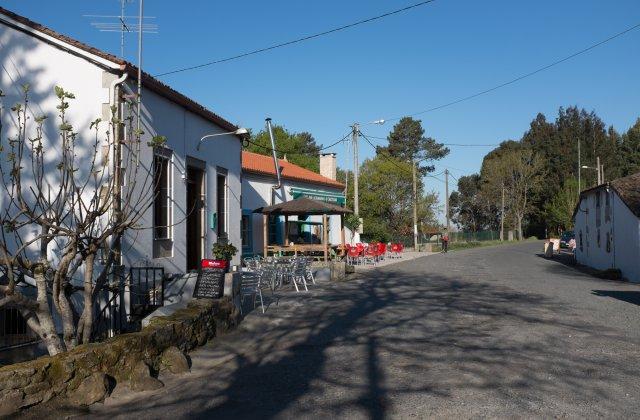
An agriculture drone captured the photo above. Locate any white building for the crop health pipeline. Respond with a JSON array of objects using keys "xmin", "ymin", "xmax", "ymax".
[
  {"xmin": 573, "ymin": 172, "xmax": 640, "ymax": 282},
  {"xmin": 0, "ymin": 7, "xmax": 243, "ymax": 274},
  {"xmin": 0, "ymin": 7, "xmax": 245, "ymax": 357},
  {"xmin": 241, "ymin": 151, "xmax": 349, "ymax": 257}
]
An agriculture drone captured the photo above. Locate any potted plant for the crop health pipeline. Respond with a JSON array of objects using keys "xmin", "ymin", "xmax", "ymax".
[{"xmin": 211, "ymin": 242, "xmax": 238, "ymax": 272}]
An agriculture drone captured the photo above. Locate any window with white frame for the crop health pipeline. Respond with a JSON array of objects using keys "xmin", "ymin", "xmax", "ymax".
[{"xmin": 153, "ymin": 149, "xmax": 173, "ymax": 240}]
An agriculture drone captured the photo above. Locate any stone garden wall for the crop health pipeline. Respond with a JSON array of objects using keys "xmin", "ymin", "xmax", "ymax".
[{"xmin": 0, "ymin": 298, "xmax": 240, "ymax": 416}]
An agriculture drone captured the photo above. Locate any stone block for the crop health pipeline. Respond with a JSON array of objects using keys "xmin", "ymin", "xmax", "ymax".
[
  {"xmin": 129, "ymin": 361, "xmax": 163, "ymax": 392},
  {"xmin": 0, "ymin": 389, "xmax": 23, "ymax": 416},
  {"xmin": 159, "ymin": 347, "xmax": 190, "ymax": 374},
  {"xmin": 69, "ymin": 372, "xmax": 111, "ymax": 406}
]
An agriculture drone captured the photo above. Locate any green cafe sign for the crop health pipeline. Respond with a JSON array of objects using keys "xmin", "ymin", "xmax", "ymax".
[{"xmin": 290, "ymin": 187, "xmax": 346, "ymax": 206}]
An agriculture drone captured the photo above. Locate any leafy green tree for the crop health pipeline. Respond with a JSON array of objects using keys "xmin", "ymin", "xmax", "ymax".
[
  {"xmin": 379, "ymin": 117, "xmax": 449, "ymax": 174},
  {"xmin": 449, "ymin": 174, "xmax": 496, "ymax": 232},
  {"xmin": 247, "ymin": 124, "xmax": 322, "ymax": 172},
  {"xmin": 544, "ymin": 177, "xmax": 579, "ymax": 234},
  {"xmin": 357, "ymin": 155, "xmax": 438, "ymax": 240},
  {"xmin": 619, "ymin": 119, "xmax": 640, "ymax": 176}
]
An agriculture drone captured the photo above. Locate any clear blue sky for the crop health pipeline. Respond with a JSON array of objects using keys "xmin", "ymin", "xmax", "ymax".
[{"xmin": 6, "ymin": 0, "xmax": 640, "ymax": 218}]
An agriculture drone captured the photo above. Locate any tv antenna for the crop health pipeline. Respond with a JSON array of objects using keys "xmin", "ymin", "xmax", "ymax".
[{"xmin": 84, "ymin": 0, "xmax": 158, "ymax": 58}]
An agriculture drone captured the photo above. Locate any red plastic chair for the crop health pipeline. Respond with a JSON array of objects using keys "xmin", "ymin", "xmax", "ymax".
[{"xmin": 377, "ymin": 243, "xmax": 387, "ymax": 260}]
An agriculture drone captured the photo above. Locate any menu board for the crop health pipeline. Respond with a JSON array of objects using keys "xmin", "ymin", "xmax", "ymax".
[{"xmin": 193, "ymin": 259, "xmax": 227, "ymax": 299}]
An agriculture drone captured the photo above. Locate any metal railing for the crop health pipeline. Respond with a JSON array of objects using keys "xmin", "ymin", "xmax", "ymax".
[{"xmin": 128, "ymin": 266, "xmax": 165, "ymax": 320}]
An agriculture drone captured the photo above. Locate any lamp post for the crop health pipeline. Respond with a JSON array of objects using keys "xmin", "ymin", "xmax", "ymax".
[
  {"xmin": 581, "ymin": 161, "xmax": 602, "ymax": 186},
  {"xmin": 197, "ymin": 127, "xmax": 248, "ymax": 150}
]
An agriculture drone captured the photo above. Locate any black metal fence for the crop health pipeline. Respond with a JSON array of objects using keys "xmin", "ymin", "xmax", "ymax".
[{"xmin": 128, "ymin": 266, "xmax": 165, "ymax": 321}]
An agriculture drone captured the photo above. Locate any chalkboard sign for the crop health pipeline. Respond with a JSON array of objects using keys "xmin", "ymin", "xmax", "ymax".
[{"xmin": 193, "ymin": 259, "xmax": 227, "ymax": 299}]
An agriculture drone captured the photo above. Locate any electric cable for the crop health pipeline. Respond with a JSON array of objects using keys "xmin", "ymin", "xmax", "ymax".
[{"xmin": 155, "ymin": 0, "xmax": 438, "ymax": 77}]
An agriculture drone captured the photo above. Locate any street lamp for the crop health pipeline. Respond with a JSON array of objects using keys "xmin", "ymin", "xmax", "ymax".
[{"xmin": 197, "ymin": 127, "xmax": 248, "ymax": 150}]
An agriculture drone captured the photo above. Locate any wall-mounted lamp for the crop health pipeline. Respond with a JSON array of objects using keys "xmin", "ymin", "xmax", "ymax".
[{"xmin": 196, "ymin": 127, "xmax": 249, "ymax": 150}]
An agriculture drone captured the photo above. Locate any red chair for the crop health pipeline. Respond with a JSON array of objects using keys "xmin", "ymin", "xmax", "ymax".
[
  {"xmin": 347, "ymin": 247, "xmax": 361, "ymax": 265},
  {"xmin": 377, "ymin": 243, "xmax": 387, "ymax": 261}
]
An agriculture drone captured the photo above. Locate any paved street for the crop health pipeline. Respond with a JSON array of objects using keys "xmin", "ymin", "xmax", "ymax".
[{"xmin": 90, "ymin": 241, "xmax": 640, "ymax": 418}]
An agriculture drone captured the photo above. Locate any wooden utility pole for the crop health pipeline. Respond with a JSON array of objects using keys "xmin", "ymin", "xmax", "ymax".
[
  {"xmin": 596, "ymin": 156, "xmax": 601, "ymax": 185},
  {"xmin": 412, "ymin": 159, "xmax": 418, "ymax": 251},
  {"xmin": 500, "ymin": 182, "xmax": 505, "ymax": 241},
  {"xmin": 352, "ymin": 123, "xmax": 360, "ymax": 216},
  {"xmin": 445, "ymin": 169, "xmax": 450, "ymax": 233}
]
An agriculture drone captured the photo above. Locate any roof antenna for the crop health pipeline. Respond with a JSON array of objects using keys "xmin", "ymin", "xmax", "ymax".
[{"xmin": 83, "ymin": 0, "xmax": 158, "ymax": 59}]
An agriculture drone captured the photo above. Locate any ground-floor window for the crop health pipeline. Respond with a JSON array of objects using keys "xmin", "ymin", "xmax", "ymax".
[{"xmin": 241, "ymin": 210, "xmax": 253, "ymax": 254}]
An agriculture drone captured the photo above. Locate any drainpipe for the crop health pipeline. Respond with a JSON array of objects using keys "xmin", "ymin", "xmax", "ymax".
[
  {"xmin": 109, "ymin": 72, "xmax": 128, "ymax": 277},
  {"xmin": 266, "ymin": 118, "xmax": 281, "ymax": 205}
]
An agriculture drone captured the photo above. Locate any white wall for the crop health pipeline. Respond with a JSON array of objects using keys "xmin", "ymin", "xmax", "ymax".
[
  {"xmin": 0, "ymin": 17, "xmax": 242, "ymax": 275},
  {"xmin": 120, "ymin": 82, "xmax": 242, "ymax": 273},
  {"xmin": 241, "ymin": 174, "xmax": 347, "ymax": 256},
  {"xmin": 0, "ymin": 18, "xmax": 111, "ymax": 273},
  {"xmin": 612, "ymin": 194, "xmax": 640, "ymax": 282},
  {"xmin": 575, "ymin": 188, "xmax": 640, "ymax": 282}
]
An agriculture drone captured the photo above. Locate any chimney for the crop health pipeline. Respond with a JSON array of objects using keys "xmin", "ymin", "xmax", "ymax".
[{"xmin": 320, "ymin": 153, "xmax": 337, "ymax": 181}]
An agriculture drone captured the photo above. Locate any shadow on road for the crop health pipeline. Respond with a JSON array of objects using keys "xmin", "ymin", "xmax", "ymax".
[
  {"xmin": 592, "ymin": 290, "xmax": 640, "ymax": 307},
  {"xmin": 91, "ymin": 256, "xmax": 640, "ymax": 419}
]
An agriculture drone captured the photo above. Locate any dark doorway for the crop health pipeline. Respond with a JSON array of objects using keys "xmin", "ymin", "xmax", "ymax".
[{"xmin": 186, "ymin": 166, "xmax": 205, "ymax": 271}]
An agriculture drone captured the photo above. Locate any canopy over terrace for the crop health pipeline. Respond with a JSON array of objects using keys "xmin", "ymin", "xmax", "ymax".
[{"xmin": 254, "ymin": 197, "xmax": 352, "ymax": 262}]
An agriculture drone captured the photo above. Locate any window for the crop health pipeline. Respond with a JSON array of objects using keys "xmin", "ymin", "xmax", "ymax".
[
  {"xmin": 597, "ymin": 229, "xmax": 601, "ymax": 248},
  {"xmin": 605, "ymin": 191, "xmax": 611, "ymax": 222},
  {"xmin": 216, "ymin": 170, "xmax": 228, "ymax": 240},
  {"xmin": 153, "ymin": 150, "xmax": 172, "ymax": 240},
  {"xmin": 579, "ymin": 230, "xmax": 583, "ymax": 252},
  {"xmin": 241, "ymin": 210, "xmax": 253, "ymax": 252},
  {"xmin": 606, "ymin": 232, "xmax": 611, "ymax": 253}
]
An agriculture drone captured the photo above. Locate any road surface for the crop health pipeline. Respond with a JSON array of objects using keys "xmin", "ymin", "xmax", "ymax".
[{"xmin": 88, "ymin": 241, "xmax": 640, "ymax": 418}]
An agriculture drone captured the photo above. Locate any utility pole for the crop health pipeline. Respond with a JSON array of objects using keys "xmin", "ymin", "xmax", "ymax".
[
  {"xmin": 577, "ymin": 138, "xmax": 581, "ymax": 195},
  {"xmin": 445, "ymin": 169, "xmax": 450, "ymax": 233},
  {"xmin": 596, "ymin": 156, "xmax": 601, "ymax": 185},
  {"xmin": 412, "ymin": 159, "xmax": 418, "ymax": 251},
  {"xmin": 500, "ymin": 181, "xmax": 505, "ymax": 241},
  {"xmin": 352, "ymin": 123, "xmax": 360, "ymax": 216}
]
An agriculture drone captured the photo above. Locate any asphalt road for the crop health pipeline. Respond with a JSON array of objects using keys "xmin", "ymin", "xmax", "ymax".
[{"xmin": 88, "ymin": 241, "xmax": 640, "ymax": 418}]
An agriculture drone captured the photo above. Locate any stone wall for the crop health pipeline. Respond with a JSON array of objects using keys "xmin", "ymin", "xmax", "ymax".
[{"xmin": 0, "ymin": 298, "xmax": 240, "ymax": 416}]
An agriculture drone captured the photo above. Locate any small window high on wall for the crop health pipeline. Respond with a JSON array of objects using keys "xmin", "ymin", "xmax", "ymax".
[{"xmin": 153, "ymin": 149, "xmax": 172, "ymax": 240}]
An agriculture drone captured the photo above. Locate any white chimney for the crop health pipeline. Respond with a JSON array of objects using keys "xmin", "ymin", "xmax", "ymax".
[{"xmin": 319, "ymin": 153, "xmax": 337, "ymax": 180}]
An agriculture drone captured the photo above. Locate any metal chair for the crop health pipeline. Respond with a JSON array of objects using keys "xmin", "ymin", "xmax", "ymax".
[{"xmin": 240, "ymin": 270, "xmax": 265, "ymax": 314}]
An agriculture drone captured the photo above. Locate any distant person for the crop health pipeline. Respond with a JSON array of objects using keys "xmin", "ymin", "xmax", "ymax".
[{"xmin": 442, "ymin": 232, "xmax": 449, "ymax": 253}]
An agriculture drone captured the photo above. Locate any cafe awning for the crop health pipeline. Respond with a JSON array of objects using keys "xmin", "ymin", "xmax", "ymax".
[{"xmin": 254, "ymin": 197, "xmax": 352, "ymax": 216}]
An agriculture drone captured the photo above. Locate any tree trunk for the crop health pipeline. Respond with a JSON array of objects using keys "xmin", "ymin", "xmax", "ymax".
[
  {"xmin": 517, "ymin": 215, "xmax": 523, "ymax": 241},
  {"xmin": 33, "ymin": 265, "xmax": 64, "ymax": 355},
  {"xmin": 80, "ymin": 253, "xmax": 95, "ymax": 344}
]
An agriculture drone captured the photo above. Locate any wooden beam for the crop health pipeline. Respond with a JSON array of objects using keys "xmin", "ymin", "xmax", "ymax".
[
  {"xmin": 263, "ymin": 214, "xmax": 268, "ymax": 257},
  {"xmin": 340, "ymin": 214, "xmax": 346, "ymax": 253},
  {"xmin": 323, "ymin": 214, "xmax": 328, "ymax": 262}
]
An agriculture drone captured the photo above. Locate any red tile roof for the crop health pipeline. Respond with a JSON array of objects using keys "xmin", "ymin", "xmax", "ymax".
[
  {"xmin": 0, "ymin": 7, "xmax": 240, "ymax": 136},
  {"xmin": 242, "ymin": 151, "xmax": 344, "ymax": 189}
]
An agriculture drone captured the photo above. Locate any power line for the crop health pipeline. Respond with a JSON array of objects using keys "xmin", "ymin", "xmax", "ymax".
[
  {"xmin": 154, "ymin": 0, "xmax": 437, "ymax": 77},
  {"xmin": 364, "ymin": 134, "xmax": 499, "ymax": 147},
  {"xmin": 384, "ymin": 21, "xmax": 640, "ymax": 120},
  {"xmin": 244, "ymin": 132, "xmax": 351, "ymax": 156}
]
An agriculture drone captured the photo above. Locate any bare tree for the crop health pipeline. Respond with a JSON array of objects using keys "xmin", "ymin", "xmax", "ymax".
[{"xmin": 0, "ymin": 85, "xmax": 164, "ymax": 354}]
